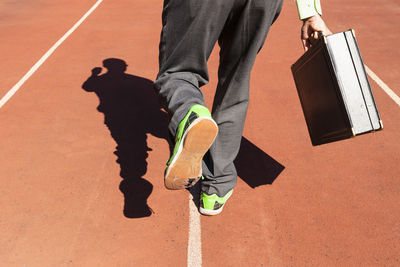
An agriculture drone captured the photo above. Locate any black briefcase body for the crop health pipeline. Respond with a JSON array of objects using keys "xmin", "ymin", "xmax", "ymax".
[{"xmin": 291, "ymin": 30, "xmax": 383, "ymax": 146}]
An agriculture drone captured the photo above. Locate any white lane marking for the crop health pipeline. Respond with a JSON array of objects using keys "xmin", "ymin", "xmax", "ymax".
[
  {"xmin": 0, "ymin": 0, "xmax": 104, "ymax": 109},
  {"xmin": 365, "ymin": 65, "xmax": 400, "ymax": 107},
  {"xmin": 188, "ymin": 194, "xmax": 202, "ymax": 267}
]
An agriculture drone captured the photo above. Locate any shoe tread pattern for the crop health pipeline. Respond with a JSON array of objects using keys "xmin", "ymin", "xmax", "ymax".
[{"xmin": 165, "ymin": 118, "xmax": 218, "ymax": 190}]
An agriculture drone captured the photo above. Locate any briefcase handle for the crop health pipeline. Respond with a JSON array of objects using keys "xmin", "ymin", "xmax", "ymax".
[{"xmin": 309, "ymin": 31, "xmax": 324, "ymax": 46}]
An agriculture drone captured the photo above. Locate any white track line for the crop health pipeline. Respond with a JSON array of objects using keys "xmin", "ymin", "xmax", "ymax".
[
  {"xmin": 187, "ymin": 194, "xmax": 202, "ymax": 267},
  {"xmin": 0, "ymin": 0, "xmax": 104, "ymax": 109},
  {"xmin": 365, "ymin": 65, "xmax": 400, "ymax": 107}
]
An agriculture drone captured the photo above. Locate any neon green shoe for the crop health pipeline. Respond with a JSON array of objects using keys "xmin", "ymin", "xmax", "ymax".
[
  {"xmin": 164, "ymin": 104, "xmax": 218, "ymax": 190},
  {"xmin": 199, "ymin": 190, "xmax": 233, "ymax": 216}
]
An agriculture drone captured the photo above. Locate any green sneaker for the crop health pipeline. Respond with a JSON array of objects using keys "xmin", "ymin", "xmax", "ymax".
[
  {"xmin": 199, "ymin": 190, "xmax": 233, "ymax": 216},
  {"xmin": 164, "ymin": 104, "xmax": 218, "ymax": 190}
]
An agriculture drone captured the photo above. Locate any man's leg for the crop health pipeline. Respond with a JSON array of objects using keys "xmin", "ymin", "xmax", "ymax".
[
  {"xmin": 154, "ymin": 0, "xmax": 235, "ymax": 189},
  {"xmin": 154, "ymin": 0, "xmax": 235, "ymax": 136},
  {"xmin": 201, "ymin": 0, "xmax": 283, "ymax": 197}
]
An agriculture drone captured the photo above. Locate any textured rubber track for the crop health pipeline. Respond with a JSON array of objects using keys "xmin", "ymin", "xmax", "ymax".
[{"xmin": 1, "ymin": 0, "xmax": 400, "ymax": 265}]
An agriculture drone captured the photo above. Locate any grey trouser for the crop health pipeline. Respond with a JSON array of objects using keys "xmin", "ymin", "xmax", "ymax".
[{"xmin": 154, "ymin": 0, "xmax": 283, "ymax": 197}]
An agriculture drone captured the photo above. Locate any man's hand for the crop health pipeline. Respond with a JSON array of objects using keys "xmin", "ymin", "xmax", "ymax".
[
  {"xmin": 301, "ymin": 14, "xmax": 332, "ymax": 52},
  {"xmin": 91, "ymin": 67, "xmax": 102, "ymax": 76}
]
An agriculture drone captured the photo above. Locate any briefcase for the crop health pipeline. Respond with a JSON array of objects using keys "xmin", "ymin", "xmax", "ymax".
[{"xmin": 291, "ymin": 29, "xmax": 383, "ymax": 146}]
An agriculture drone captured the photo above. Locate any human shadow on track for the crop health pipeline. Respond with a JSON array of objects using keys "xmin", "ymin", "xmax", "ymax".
[
  {"xmin": 82, "ymin": 58, "xmax": 169, "ymax": 219},
  {"xmin": 189, "ymin": 137, "xmax": 285, "ymax": 209}
]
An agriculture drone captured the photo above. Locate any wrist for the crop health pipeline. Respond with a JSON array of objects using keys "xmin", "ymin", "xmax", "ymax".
[{"xmin": 302, "ymin": 14, "xmax": 320, "ymax": 23}]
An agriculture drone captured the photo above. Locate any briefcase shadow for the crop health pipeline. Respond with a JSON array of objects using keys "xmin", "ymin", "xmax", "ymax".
[{"xmin": 234, "ymin": 137, "xmax": 285, "ymax": 187}]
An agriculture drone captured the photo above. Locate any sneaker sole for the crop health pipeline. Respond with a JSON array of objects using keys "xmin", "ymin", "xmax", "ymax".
[
  {"xmin": 164, "ymin": 117, "xmax": 218, "ymax": 190},
  {"xmin": 199, "ymin": 206, "xmax": 224, "ymax": 216}
]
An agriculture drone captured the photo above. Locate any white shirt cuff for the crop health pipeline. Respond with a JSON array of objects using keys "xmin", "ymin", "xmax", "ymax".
[{"xmin": 296, "ymin": 0, "xmax": 322, "ymax": 20}]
